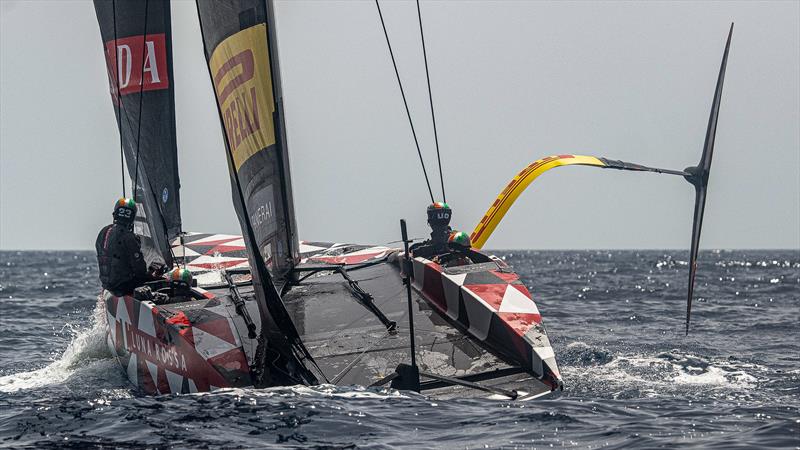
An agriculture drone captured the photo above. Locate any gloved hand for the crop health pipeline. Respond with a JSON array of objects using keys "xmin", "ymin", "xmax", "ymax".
[{"xmin": 148, "ymin": 261, "xmax": 167, "ymax": 277}]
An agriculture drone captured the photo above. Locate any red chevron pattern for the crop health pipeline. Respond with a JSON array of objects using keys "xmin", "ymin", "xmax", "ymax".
[
  {"xmin": 409, "ymin": 255, "xmax": 562, "ymax": 390},
  {"xmin": 104, "ymin": 291, "xmax": 252, "ymax": 395}
]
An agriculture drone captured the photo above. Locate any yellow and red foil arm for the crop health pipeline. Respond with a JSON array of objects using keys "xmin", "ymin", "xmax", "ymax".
[{"xmin": 470, "ymin": 155, "xmax": 606, "ymax": 249}]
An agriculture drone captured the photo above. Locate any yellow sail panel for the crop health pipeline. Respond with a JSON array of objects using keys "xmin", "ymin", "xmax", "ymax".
[
  {"xmin": 209, "ymin": 24, "xmax": 277, "ymax": 171},
  {"xmin": 470, "ymin": 155, "xmax": 607, "ymax": 249}
]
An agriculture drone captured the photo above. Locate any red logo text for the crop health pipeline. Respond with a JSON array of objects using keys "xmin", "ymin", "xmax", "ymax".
[
  {"xmin": 213, "ymin": 49, "xmax": 262, "ymax": 150},
  {"xmin": 104, "ymin": 33, "xmax": 169, "ymax": 101}
]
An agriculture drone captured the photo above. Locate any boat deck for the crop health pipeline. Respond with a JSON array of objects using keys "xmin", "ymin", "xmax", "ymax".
[{"xmin": 282, "ymin": 260, "xmax": 552, "ymax": 400}]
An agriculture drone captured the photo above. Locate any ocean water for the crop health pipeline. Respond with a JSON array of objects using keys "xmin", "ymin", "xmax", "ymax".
[{"xmin": 0, "ymin": 249, "xmax": 797, "ymax": 449}]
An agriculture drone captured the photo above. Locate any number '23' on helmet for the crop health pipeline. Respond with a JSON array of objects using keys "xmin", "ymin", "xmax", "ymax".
[{"xmin": 113, "ymin": 198, "xmax": 137, "ymax": 223}]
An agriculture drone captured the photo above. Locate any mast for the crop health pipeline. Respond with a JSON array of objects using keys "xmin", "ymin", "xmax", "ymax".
[{"xmin": 265, "ymin": 0, "xmax": 301, "ymax": 275}]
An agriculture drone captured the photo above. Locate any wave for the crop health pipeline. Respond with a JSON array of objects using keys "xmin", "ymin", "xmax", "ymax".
[
  {"xmin": 191, "ymin": 383, "xmax": 412, "ymax": 401},
  {"xmin": 0, "ymin": 299, "xmax": 114, "ymax": 393},
  {"xmin": 559, "ymin": 342, "xmax": 765, "ymax": 399}
]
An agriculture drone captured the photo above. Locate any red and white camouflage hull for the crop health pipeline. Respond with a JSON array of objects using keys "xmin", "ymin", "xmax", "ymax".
[
  {"xmin": 409, "ymin": 255, "xmax": 562, "ymax": 390},
  {"xmin": 105, "ymin": 233, "xmax": 562, "ymax": 398},
  {"xmin": 103, "ymin": 289, "xmax": 253, "ymax": 395}
]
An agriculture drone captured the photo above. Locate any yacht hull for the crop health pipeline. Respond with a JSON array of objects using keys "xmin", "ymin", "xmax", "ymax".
[
  {"xmin": 103, "ymin": 289, "xmax": 254, "ymax": 394},
  {"xmin": 104, "ymin": 234, "xmax": 562, "ymax": 399}
]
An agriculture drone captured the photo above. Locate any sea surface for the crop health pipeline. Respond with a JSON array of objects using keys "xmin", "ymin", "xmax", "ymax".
[{"xmin": 0, "ymin": 250, "xmax": 797, "ymax": 449}]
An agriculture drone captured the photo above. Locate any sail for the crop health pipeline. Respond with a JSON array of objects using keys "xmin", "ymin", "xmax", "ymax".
[
  {"xmin": 94, "ymin": 0, "xmax": 181, "ymax": 267},
  {"xmin": 196, "ymin": 0, "xmax": 317, "ymax": 385},
  {"xmin": 195, "ymin": 0, "xmax": 299, "ymax": 280}
]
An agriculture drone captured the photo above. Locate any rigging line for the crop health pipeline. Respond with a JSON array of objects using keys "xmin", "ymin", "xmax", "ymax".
[
  {"xmin": 116, "ymin": 98, "xmax": 178, "ymax": 264},
  {"xmin": 415, "ymin": 0, "xmax": 445, "ymax": 203},
  {"xmin": 375, "ymin": 0, "xmax": 435, "ymax": 203},
  {"xmin": 132, "ymin": 0, "xmax": 150, "ymax": 202},
  {"xmin": 180, "ymin": 233, "xmax": 186, "ymax": 269},
  {"xmin": 112, "ymin": 0, "xmax": 126, "ymax": 198}
]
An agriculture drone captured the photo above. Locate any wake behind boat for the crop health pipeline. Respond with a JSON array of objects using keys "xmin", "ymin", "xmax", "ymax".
[{"xmin": 93, "ymin": 0, "xmax": 730, "ymax": 400}]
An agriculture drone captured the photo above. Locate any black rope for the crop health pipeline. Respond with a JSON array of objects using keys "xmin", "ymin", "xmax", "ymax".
[
  {"xmin": 375, "ymin": 0, "xmax": 435, "ymax": 203},
  {"xmin": 132, "ymin": 0, "xmax": 150, "ymax": 202},
  {"xmin": 112, "ymin": 0, "xmax": 125, "ymax": 198},
  {"xmin": 416, "ymin": 0, "xmax": 445, "ymax": 203}
]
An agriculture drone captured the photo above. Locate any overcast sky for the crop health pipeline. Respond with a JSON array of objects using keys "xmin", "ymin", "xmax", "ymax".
[{"xmin": 1, "ymin": 0, "xmax": 798, "ymax": 250}]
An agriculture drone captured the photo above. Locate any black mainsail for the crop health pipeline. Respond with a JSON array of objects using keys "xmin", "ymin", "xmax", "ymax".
[
  {"xmin": 94, "ymin": 0, "xmax": 181, "ymax": 267},
  {"xmin": 196, "ymin": 0, "xmax": 317, "ymax": 385}
]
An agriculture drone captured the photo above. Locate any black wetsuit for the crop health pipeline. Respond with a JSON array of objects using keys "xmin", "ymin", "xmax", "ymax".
[
  {"xmin": 161, "ymin": 285, "xmax": 195, "ymax": 304},
  {"xmin": 95, "ymin": 223, "xmax": 152, "ymax": 295},
  {"xmin": 410, "ymin": 226, "xmax": 452, "ymax": 259}
]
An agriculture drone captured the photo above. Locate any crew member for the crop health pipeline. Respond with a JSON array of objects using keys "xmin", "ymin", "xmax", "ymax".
[
  {"xmin": 166, "ymin": 267, "xmax": 195, "ymax": 303},
  {"xmin": 437, "ymin": 231, "xmax": 474, "ymax": 267},
  {"xmin": 410, "ymin": 202, "xmax": 452, "ymax": 258},
  {"xmin": 95, "ymin": 198, "xmax": 160, "ymax": 295},
  {"xmin": 448, "ymin": 230, "xmax": 472, "ymax": 249}
]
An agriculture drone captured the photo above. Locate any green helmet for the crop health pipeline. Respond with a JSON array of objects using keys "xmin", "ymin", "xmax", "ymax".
[
  {"xmin": 168, "ymin": 267, "xmax": 193, "ymax": 288},
  {"xmin": 448, "ymin": 231, "xmax": 471, "ymax": 248},
  {"xmin": 113, "ymin": 197, "xmax": 137, "ymax": 224}
]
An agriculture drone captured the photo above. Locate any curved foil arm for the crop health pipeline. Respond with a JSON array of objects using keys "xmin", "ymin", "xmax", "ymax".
[{"xmin": 470, "ymin": 155, "xmax": 606, "ymax": 249}]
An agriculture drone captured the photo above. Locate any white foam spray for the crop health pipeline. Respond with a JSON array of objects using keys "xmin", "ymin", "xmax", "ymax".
[
  {"xmin": 0, "ymin": 298, "xmax": 113, "ymax": 393},
  {"xmin": 561, "ymin": 341, "xmax": 764, "ymax": 398}
]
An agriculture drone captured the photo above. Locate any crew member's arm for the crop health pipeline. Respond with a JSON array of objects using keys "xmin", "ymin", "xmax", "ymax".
[{"xmin": 123, "ymin": 232, "xmax": 150, "ymax": 281}]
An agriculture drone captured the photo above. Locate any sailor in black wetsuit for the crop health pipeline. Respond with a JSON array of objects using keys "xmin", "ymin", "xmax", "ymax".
[
  {"xmin": 95, "ymin": 198, "xmax": 160, "ymax": 295},
  {"xmin": 410, "ymin": 203, "xmax": 482, "ymax": 267},
  {"xmin": 438, "ymin": 231, "xmax": 474, "ymax": 267},
  {"xmin": 409, "ymin": 202, "xmax": 452, "ymax": 259},
  {"xmin": 165, "ymin": 267, "xmax": 195, "ymax": 304}
]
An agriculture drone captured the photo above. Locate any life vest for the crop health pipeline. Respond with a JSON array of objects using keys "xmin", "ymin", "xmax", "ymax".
[{"xmin": 95, "ymin": 224, "xmax": 146, "ymax": 292}]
